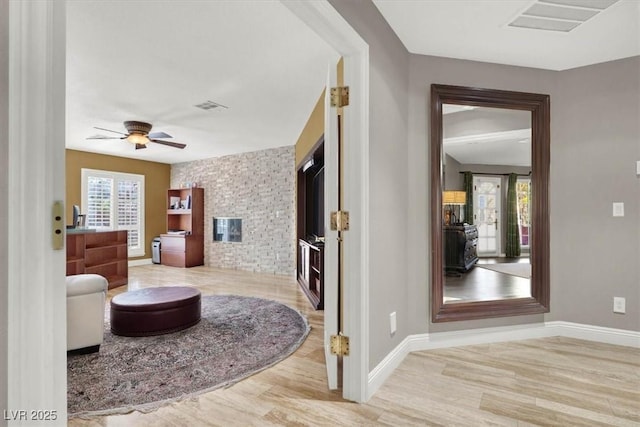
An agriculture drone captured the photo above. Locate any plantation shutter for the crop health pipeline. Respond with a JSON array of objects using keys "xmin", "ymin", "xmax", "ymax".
[
  {"xmin": 81, "ymin": 169, "xmax": 145, "ymax": 257},
  {"xmin": 86, "ymin": 176, "xmax": 113, "ymax": 228},
  {"xmin": 117, "ymin": 179, "xmax": 141, "ymax": 252}
]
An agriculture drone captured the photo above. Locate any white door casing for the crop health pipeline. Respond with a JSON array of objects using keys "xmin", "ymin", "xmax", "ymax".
[
  {"xmin": 7, "ymin": 0, "xmax": 68, "ymax": 423},
  {"xmin": 282, "ymin": 1, "xmax": 370, "ymax": 402},
  {"xmin": 473, "ymin": 176, "xmax": 502, "ymax": 257}
]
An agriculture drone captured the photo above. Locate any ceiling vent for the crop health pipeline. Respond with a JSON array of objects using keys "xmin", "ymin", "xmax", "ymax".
[
  {"xmin": 195, "ymin": 100, "xmax": 228, "ymax": 111},
  {"xmin": 508, "ymin": 0, "xmax": 619, "ymax": 32}
]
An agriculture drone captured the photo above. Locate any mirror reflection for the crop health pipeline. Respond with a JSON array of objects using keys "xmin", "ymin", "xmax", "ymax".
[{"xmin": 442, "ymin": 105, "xmax": 532, "ymax": 304}]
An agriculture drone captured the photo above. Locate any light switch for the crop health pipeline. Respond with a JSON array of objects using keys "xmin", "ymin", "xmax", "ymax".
[
  {"xmin": 637, "ymin": 161, "xmax": 640, "ymax": 176},
  {"xmin": 613, "ymin": 202, "xmax": 624, "ymax": 217}
]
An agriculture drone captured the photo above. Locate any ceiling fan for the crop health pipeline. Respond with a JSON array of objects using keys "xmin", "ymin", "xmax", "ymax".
[{"xmin": 87, "ymin": 121, "xmax": 187, "ymax": 150}]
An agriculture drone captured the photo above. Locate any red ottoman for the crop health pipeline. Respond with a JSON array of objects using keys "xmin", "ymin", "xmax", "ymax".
[{"xmin": 110, "ymin": 287, "xmax": 201, "ymax": 337}]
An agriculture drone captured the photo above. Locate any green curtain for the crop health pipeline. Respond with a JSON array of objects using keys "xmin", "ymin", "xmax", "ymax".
[
  {"xmin": 505, "ymin": 173, "xmax": 521, "ymax": 257},
  {"xmin": 463, "ymin": 172, "xmax": 473, "ymax": 225}
]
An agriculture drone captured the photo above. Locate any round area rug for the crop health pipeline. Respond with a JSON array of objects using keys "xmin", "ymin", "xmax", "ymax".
[{"xmin": 67, "ymin": 294, "xmax": 310, "ymax": 418}]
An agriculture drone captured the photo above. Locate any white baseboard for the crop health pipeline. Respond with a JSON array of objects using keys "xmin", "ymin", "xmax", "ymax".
[
  {"xmin": 128, "ymin": 258, "xmax": 153, "ymax": 267},
  {"xmin": 367, "ymin": 321, "xmax": 640, "ymax": 401},
  {"xmin": 545, "ymin": 321, "xmax": 640, "ymax": 347}
]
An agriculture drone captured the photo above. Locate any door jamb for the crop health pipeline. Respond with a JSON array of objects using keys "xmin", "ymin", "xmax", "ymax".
[{"xmin": 282, "ymin": 1, "xmax": 370, "ymax": 402}]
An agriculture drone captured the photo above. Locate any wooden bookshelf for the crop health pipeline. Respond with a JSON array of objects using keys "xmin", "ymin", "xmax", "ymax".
[
  {"xmin": 66, "ymin": 230, "xmax": 128, "ymax": 289},
  {"xmin": 161, "ymin": 188, "xmax": 204, "ymax": 268}
]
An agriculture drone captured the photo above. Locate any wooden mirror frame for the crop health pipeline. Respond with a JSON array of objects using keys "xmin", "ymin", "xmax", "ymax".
[{"xmin": 431, "ymin": 84, "xmax": 550, "ymax": 322}]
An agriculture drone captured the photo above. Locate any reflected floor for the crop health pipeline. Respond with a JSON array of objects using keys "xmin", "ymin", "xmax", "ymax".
[{"xmin": 444, "ymin": 257, "xmax": 530, "ymax": 303}]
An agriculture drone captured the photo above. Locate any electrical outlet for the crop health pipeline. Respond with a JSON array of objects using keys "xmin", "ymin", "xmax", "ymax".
[
  {"xmin": 389, "ymin": 312, "xmax": 397, "ymax": 335},
  {"xmin": 613, "ymin": 297, "xmax": 626, "ymax": 314},
  {"xmin": 636, "ymin": 160, "xmax": 640, "ymax": 176},
  {"xmin": 613, "ymin": 202, "xmax": 624, "ymax": 217}
]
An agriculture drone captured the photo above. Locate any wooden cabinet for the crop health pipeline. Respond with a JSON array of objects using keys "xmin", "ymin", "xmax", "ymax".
[
  {"xmin": 161, "ymin": 188, "xmax": 204, "ymax": 268},
  {"xmin": 297, "ymin": 239, "xmax": 324, "ymax": 310},
  {"xmin": 296, "ymin": 139, "xmax": 325, "ymax": 309},
  {"xmin": 444, "ymin": 224, "xmax": 479, "ymax": 272},
  {"xmin": 66, "ymin": 230, "xmax": 128, "ymax": 289}
]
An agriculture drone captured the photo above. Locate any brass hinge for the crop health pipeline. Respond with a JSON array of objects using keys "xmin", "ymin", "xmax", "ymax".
[
  {"xmin": 330, "ymin": 210, "xmax": 350, "ymax": 231},
  {"xmin": 330, "ymin": 334, "xmax": 350, "ymax": 356},
  {"xmin": 330, "ymin": 86, "xmax": 349, "ymax": 108}
]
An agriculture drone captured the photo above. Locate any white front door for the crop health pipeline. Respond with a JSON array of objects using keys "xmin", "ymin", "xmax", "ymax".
[{"xmin": 473, "ymin": 176, "xmax": 502, "ymax": 256}]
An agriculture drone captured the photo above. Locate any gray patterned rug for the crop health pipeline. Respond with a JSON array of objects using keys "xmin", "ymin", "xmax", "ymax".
[{"xmin": 67, "ymin": 294, "xmax": 310, "ymax": 418}]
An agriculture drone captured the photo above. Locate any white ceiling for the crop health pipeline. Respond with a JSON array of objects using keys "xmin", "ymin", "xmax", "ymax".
[
  {"xmin": 67, "ymin": 1, "xmax": 639, "ymax": 165},
  {"xmin": 373, "ymin": 0, "xmax": 640, "ymax": 71},
  {"xmin": 443, "ymin": 106, "xmax": 532, "ymax": 167},
  {"xmin": 66, "ymin": 1, "xmax": 339, "ymax": 164}
]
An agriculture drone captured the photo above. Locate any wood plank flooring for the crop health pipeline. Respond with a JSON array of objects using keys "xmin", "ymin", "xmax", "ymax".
[
  {"xmin": 445, "ymin": 257, "xmax": 531, "ymax": 302},
  {"xmin": 69, "ymin": 265, "xmax": 640, "ymax": 426}
]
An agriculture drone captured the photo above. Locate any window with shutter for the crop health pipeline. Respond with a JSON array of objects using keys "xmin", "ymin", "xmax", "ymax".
[{"xmin": 81, "ymin": 169, "xmax": 145, "ymax": 257}]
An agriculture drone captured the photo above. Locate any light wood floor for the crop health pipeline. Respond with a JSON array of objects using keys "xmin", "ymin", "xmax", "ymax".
[
  {"xmin": 444, "ymin": 257, "xmax": 531, "ymax": 302},
  {"xmin": 69, "ymin": 265, "xmax": 640, "ymax": 426}
]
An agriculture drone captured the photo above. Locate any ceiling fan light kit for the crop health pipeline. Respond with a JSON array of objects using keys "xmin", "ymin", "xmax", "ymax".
[
  {"xmin": 87, "ymin": 120, "xmax": 187, "ymax": 150},
  {"xmin": 126, "ymin": 133, "xmax": 148, "ymax": 145}
]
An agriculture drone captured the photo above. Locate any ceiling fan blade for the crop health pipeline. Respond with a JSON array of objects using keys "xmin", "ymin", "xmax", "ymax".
[
  {"xmin": 135, "ymin": 143, "xmax": 148, "ymax": 150},
  {"xmin": 94, "ymin": 126, "xmax": 128, "ymax": 136},
  {"xmin": 86, "ymin": 134, "xmax": 123, "ymax": 140},
  {"xmin": 150, "ymin": 139, "xmax": 186, "ymax": 149},
  {"xmin": 148, "ymin": 131, "xmax": 172, "ymax": 139}
]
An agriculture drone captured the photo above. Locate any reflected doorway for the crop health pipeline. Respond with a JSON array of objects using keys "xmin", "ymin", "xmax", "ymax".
[{"xmin": 473, "ymin": 176, "xmax": 501, "ymax": 257}]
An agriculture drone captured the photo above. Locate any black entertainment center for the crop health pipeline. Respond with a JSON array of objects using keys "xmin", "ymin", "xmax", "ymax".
[{"xmin": 296, "ymin": 138, "xmax": 325, "ymax": 309}]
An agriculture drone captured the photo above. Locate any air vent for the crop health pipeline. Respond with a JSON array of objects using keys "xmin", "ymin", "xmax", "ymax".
[
  {"xmin": 195, "ymin": 100, "xmax": 228, "ymax": 111},
  {"xmin": 508, "ymin": 0, "xmax": 619, "ymax": 32}
]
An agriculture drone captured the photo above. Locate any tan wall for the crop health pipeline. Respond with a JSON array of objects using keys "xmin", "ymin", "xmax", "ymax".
[
  {"xmin": 294, "ymin": 58, "xmax": 344, "ymax": 168},
  {"xmin": 65, "ymin": 149, "xmax": 171, "ymax": 260},
  {"xmin": 294, "ymin": 89, "xmax": 325, "ymax": 167}
]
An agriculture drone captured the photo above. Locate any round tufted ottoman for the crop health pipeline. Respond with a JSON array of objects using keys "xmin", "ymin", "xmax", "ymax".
[{"xmin": 110, "ymin": 287, "xmax": 201, "ymax": 337}]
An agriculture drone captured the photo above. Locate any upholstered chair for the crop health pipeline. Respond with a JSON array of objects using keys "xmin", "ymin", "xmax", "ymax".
[{"xmin": 66, "ymin": 274, "xmax": 108, "ymax": 353}]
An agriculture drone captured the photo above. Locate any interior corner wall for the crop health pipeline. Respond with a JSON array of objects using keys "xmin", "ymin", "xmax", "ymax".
[
  {"xmin": 0, "ymin": 0, "xmax": 9, "ymax": 421},
  {"xmin": 65, "ymin": 150, "xmax": 171, "ymax": 261},
  {"xmin": 171, "ymin": 145, "xmax": 296, "ymax": 276},
  {"xmin": 551, "ymin": 57, "xmax": 640, "ymax": 331}
]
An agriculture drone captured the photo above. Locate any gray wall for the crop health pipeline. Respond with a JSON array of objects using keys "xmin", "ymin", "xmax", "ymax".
[
  {"xmin": 330, "ymin": 2, "xmax": 639, "ymax": 369},
  {"xmin": 171, "ymin": 146, "xmax": 296, "ymax": 276},
  {"xmin": 407, "ymin": 55, "xmax": 557, "ymax": 334},
  {"xmin": 328, "ymin": 0, "xmax": 411, "ymax": 367},
  {"xmin": 0, "ymin": 0, "xmax": 8, "ymax": 422},
  {"xmin": 551, "ymin": 57, "xmax": 640, "ymax": 330}
]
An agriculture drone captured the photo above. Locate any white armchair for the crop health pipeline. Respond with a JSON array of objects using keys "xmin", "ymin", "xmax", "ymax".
[{"xmin": 66, "ymin": 274, "xmax": 108, "ymax": 353}]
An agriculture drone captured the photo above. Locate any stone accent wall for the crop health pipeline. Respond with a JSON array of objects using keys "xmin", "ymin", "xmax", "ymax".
[{"xmin": 171, "ymin": 146, "xmax": 295, "ymax": 275}]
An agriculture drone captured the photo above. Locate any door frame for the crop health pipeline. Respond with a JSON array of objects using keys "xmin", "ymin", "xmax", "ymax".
[
  {"xmin": 6, "ymin": 0, "xmax": 68, "ymax": 418},
  {"xmin": 5, "ymin": 0, "xmax": 371, "ymax": 415},
  {"xmin": 283, "ymin": 1, "xmax": 370, "ymax": 402},
  {"xmin": 473, "ymin": 175, "xmax": 502, "ymax": 257}
]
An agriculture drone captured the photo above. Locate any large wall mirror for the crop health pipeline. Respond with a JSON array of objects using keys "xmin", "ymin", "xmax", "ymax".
[{"xmin": 431, "ymin": 84, "xmax": 550, "ymax": 322}]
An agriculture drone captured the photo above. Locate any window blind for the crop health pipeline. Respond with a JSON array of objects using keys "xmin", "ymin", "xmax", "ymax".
[{"xmin": 81, "ymin": 169, "xmax": 145, "ymax": 257}]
